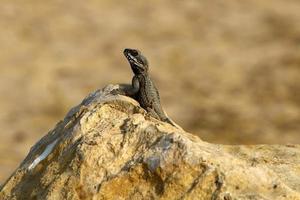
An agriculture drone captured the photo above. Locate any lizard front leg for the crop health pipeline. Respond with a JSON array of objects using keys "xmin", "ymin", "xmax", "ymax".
[
  {"xmin": 126, "ymin": 76, "xmax": 140, "ymax": 97},
  {"xmin": 112, "ymin": 76, "xmax": 140, "ymax": 97}
]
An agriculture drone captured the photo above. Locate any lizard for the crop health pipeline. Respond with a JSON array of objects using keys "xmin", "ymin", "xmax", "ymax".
[{"xmin": 114, "ymin": 48, "xmax": 177, "ymax": 127}]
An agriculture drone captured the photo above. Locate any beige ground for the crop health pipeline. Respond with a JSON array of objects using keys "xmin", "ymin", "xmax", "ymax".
[{"xmin": 0, "ymin": 0, "xmax": 299, "ymax": 183}]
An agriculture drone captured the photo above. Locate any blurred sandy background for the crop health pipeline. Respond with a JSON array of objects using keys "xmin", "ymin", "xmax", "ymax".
[{"xmin": 0, "ymin": 0, "xmax": 300, "ymax": 183}]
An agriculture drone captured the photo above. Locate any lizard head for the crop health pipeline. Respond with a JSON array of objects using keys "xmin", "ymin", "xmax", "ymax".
[{"xmin": 123, "ymin": 48, "xmax": 149, "ymax": 74}]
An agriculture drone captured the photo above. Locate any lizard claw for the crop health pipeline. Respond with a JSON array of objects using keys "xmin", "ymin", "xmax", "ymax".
[
  {"xmin": 111, "ymin": 89, "xmax": 121, "ymax": 95},
  {"xmin": 111, "ymin": 88, "xmax": 126, "ymax": 96}
]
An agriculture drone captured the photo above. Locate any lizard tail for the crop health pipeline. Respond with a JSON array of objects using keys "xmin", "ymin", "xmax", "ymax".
[
  {"xmin": 161, "ymin": 109, "xmax": 183, "ymax": 130},
  {"xmin": 163, "ymin": 118, "xmax": 175, "ymax": 125},
  {"xmin": 163, "ymin": 118, "xmax": 183, "ymax": 130}
]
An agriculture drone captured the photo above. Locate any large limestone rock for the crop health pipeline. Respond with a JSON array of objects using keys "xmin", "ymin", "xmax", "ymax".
[{"xmin": 1, "ymin": 85, "xmax": 300, "ymax": 200}]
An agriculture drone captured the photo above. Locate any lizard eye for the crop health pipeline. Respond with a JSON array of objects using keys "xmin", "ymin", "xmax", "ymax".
[{"xmin": 130, "ymin": 50, "xmax": 139, "ymax": 57}]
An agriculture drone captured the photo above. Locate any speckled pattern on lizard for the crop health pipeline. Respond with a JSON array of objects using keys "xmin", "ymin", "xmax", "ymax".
[{"xmin": 115, "ymin": 48, "xmax": 177, "ymax": 127}]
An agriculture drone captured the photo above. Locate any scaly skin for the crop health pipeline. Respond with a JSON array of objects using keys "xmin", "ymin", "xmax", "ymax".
[{"xmin": 122, "ymin": 48, "xmax": 176, "ymax": 126}]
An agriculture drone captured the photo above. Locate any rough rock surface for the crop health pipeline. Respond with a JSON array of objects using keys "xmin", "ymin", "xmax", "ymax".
[{"xmin": 1, "ymin": 85, "xmax": 300, "ymax": 200}]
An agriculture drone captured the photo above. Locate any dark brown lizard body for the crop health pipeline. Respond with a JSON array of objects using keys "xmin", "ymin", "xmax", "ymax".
[{"xmin": 119, "ymin": 48, "xmax": 176, "ymax": 126}]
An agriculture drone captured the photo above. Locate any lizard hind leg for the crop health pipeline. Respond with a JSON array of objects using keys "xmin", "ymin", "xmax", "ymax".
[
  {"xmin": 145, "ymin": 107, "xmax": 161, "ymax": 121},
  {"xmin": 162, "ymin": 117, "xmax": 177, "ymax": 127},
  {"xmin": 145, "ymin": 107, "xmax": 179, "ymax": 128},
  {"xmin": 146, "ymin": 108, "xmax": 179, "ymax": 128}
]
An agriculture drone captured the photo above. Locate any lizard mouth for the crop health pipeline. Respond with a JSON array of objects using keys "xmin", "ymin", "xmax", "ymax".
[
  {"xmin": 125, "ymin": 54, "xmax": 138, "ymax": 63},
  {"xmin": 124, "ymin": 51, "xmax": 143, "ymax": 68}
]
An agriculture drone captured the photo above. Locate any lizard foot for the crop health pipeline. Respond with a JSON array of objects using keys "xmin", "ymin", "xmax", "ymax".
[{"xmin": 111, "ymin": 88, "xmax": 125, "ymax": 96}]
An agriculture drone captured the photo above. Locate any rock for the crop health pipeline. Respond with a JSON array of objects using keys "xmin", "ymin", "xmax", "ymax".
[{"xmin": 0, "ymin": 84, "xmax": 300, "ymax": 200}]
